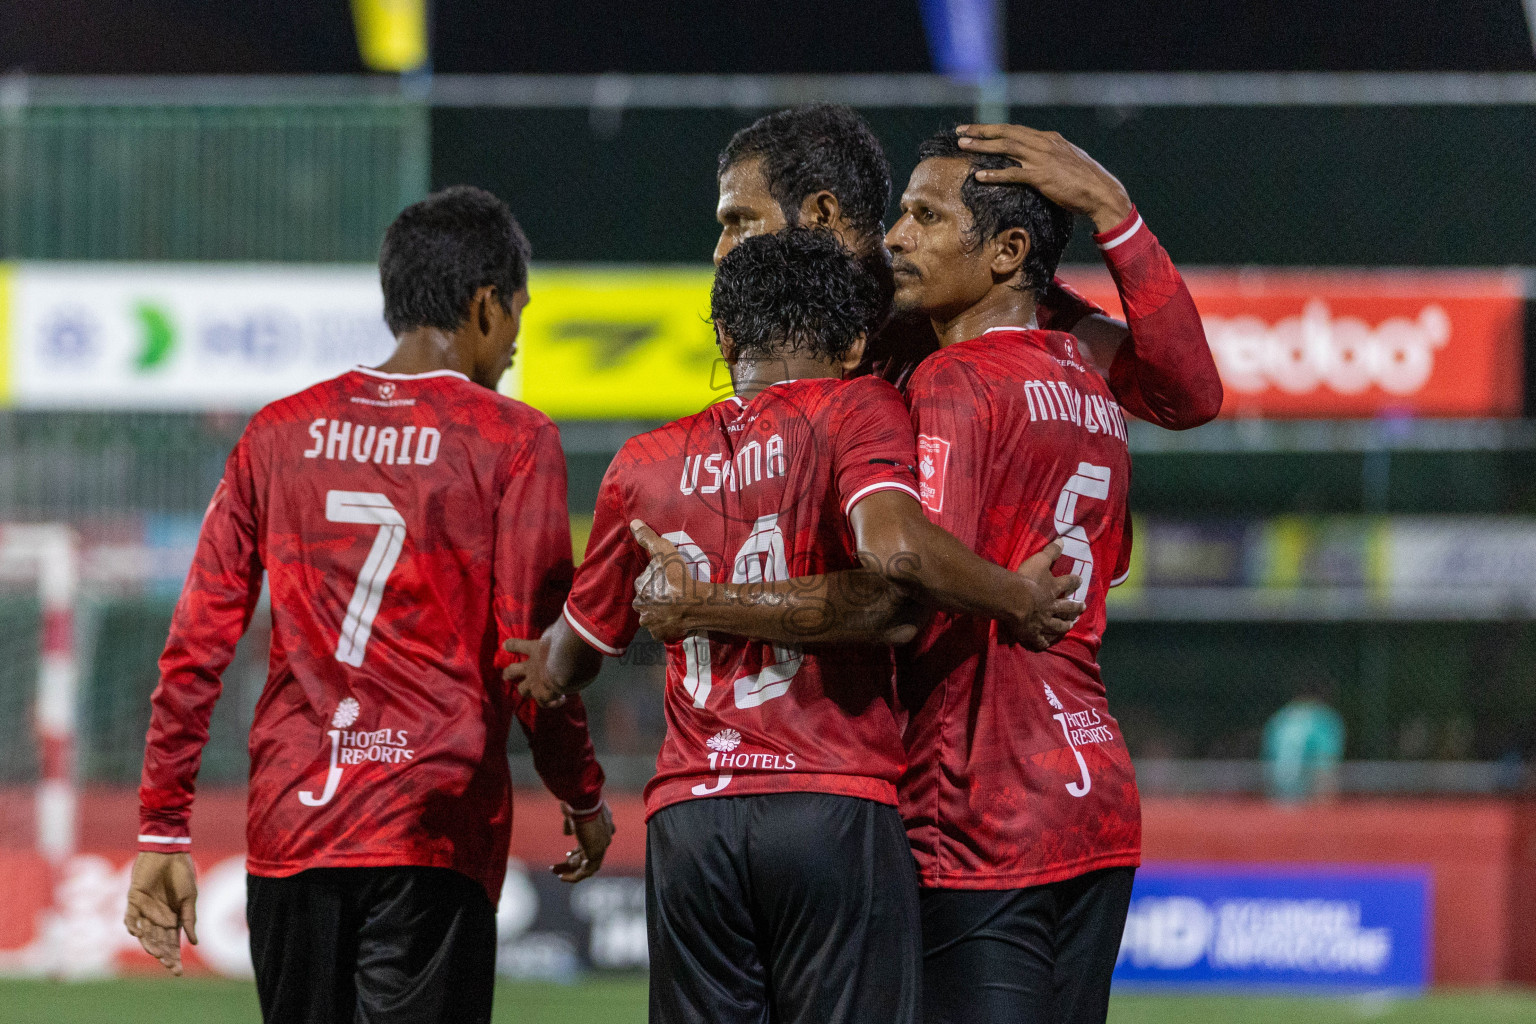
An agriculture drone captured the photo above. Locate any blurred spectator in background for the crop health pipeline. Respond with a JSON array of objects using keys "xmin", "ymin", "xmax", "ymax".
[{"xmin": 1263, "ymin": 685, "xmax": 1345, "ymax": 803}]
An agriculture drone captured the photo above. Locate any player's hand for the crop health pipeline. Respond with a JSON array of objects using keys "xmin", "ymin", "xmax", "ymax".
[
  {"xmin": 503, "ymin": 634, "xmax": 568, "ymax": 708},
  {"xmin": 1006, "ymin": 540, "xmax": 1084, "ymax": 651},
  {"xmin": 630, "ymin": 519, "xmax": 703, "ymax": 643},
  {"xmin": 124, "ymin": 851, "xmax": 198, "ymax": 975},
  {"xmin": 553, "ymin": 801, "xmax": 615, "ymax": 883},
  {"xmin": 956, "ymin": 124, "xmax": 1133, "ymax": 233}
]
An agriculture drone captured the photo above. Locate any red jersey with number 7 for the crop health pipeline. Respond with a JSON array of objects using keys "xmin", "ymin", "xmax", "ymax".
[
  {"xmin": 899, "ymin": 328, "xmax": 1141, "ymax": 890},
  {"xmin": 563, "ymin": 376, "xmax": 921, "ymax": 819},
  {"xmin": 137, "ymin": 367, "xmax": 605, "ymax": 901}
]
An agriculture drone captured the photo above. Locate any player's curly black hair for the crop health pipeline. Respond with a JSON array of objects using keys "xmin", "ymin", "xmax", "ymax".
[
  {"xmin": 719, "ymin": 104, "xmax": 892, "ymax": 244},
  {"xmin": 378, "ymin": 185, "xmax": 531, "ymax": 336},
  {"xmin": 711, "ymin": 227, "xmax": 879, "ymax": 362},
  {"xmin": 916, "ymin": 129, "xmax": 1074, "ymax": 299}
]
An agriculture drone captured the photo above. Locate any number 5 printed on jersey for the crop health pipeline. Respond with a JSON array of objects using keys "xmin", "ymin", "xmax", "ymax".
[
  {"xmin": 1053, "ymin": 463, "xmax": 1111, "ymax": 603},
  {"xmin": 326, "ymin": 490, "xmax": 407, "ymax": 667}
]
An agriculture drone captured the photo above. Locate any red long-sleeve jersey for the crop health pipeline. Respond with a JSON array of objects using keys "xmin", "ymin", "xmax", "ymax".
[
  {"xmin": 1093, "ymin": 207, "xmax": 1223, "ymax": 429},
  {"xmin": 138, "ymin": 366, "xmax": 604, "ymax": 900}
]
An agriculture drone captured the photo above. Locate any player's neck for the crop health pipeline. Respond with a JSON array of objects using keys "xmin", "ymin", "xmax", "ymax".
[
  {"xmin": 931, "ymin": 288, "xmax": 1039, "ymax": 349},
  {"xmin": 374, "ymin": 328, "xmax": 474, "ymax": 379},
  {"xmin": 730, "ymin": 354, "xmax": 839, "ymax": 401}
]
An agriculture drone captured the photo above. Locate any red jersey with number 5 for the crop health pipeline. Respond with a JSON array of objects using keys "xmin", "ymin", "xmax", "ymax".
[
  {"xmin": 137, "ymin": 367, "xmax": 605, "ymax": 900},
  {"xmin": 563, "ymin": 376, "xmax": 921, "ymax": 819},
  {"xmin": 899, "ymin": 328, "xmax": 1141, "ymax": 890}
]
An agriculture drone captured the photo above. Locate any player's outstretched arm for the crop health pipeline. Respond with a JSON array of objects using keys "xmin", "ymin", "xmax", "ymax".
[
  {"xmin": 629, "ymin": 506, "xmax": 1080, "ymax": 652},
  {"xmin": 956, "ymin": 123, "xmax": 1224, "ymax": 429},
  {"xmin": 125, "ymin": 850, "xmax": 198, "ymax": 973},
  {"xmin": 848, "ymin": 490, "xmax": 1083, "ymax": 651},
  {"xmin": 628, "ymin": 520, "xmax": 924, "ymax": 646}
]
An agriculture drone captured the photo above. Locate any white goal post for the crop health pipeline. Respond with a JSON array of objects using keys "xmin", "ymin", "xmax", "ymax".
[{"xmin": 0, "ymin": 524, "xmax": 81, "ymax": 863}]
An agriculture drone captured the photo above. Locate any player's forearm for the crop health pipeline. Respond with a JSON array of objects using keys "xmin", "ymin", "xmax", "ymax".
[
  {"xmin": 543, "ymin": 617, "xmax": 605, "ymax": 696},
  {"xmin": 138, "ymin": 663, "xmax": 223, "ymax": 847},
  {"xmin": 138, "ymin": 556, "xmax": 257, "ymax": 847},
  {"xmin": 872, "ymin": 515, "xmax": 1042, "ymax": 628},
  {"xmin": 679, "ymin": 569, "xmax": 920, "ymax": 645},
  {"xmin": 526, "ymin": 696, "xmax": 607, "ymax": 809},
  {"xmin": 1097, "ymin": 208, "xmax": 1224, "ymax": 429}
]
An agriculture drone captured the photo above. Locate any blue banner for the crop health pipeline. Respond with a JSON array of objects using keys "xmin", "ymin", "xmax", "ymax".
[
  {"xmin": 917, "ymin": 0, "xmax": 1001, "ymax": 82},
  {"xmin": 1115, "ymin": 863, "xmax": 1431, "ymax": 991}
]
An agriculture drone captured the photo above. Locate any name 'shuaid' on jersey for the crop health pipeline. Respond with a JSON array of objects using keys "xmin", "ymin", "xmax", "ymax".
[
  {"xmin": 678, "ymin": 433, "xmax": 789, "ymax": 495},
  {"xmin": 302, "ymin": 418, "xmax": 442, "ymax": 466}
]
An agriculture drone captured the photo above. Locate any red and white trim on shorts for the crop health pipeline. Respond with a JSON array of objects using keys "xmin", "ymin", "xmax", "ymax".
[{"xmin": 843, "ymin": 480, "xmax": 922, "ymax": 517}]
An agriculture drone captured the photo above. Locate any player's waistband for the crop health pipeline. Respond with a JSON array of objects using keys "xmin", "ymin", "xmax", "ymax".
[{"xmin": 643, "ymin": 772, "xmax": 898, "ymax": 821}]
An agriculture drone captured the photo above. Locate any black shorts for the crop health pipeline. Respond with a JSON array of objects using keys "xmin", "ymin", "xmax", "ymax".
[
  {"xmin": 920, "ymin": 867, "xmax": 1135, "ymax": 1024},
  {"xmin": 247, "ymin": 865, "xmax": 496, "ymax": 1024},
  {"xmin": 646, "ymin": 792, "xmax": 922, "ymax": 1024}
]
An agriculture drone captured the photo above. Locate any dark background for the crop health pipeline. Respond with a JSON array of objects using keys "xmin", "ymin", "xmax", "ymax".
[{"xmin": 3, "ymin": 0, "xmax": 1535, "ymax": 74}]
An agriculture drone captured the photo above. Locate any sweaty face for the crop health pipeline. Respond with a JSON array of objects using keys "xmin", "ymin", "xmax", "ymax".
[
  {"xmin": 714, "ymin": 158, "xmax": 790, "ymax": 265},
  {"xmin": 476, "ymin": 288, "xmax": 529, "ymax": 390},
  {"xmin": 884, "ymin": 157, "xmax": 996, "ymax": 323}
]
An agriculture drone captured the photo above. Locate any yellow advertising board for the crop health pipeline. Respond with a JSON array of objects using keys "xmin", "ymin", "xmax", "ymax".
[{"xmin": 506, "ymin": 266, "xmax": 728, "ymax": 419}]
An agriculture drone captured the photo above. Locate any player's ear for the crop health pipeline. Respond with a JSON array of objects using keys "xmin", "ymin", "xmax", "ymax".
[
  {"xmin": 990, "ymin": 227, "xmax": 1031, "ymax": 283},
  {"xmin": 715, "ymin": 322, "xmax": 738, "ymax": 363},
  {"xmin": 474, "ymin": 285, "xmax": 498, "ymax": 336},
  {"xmin": 798, "ymin": 190, "xmax": 841, "ymax": 231},
  {"xmin": 839, "ymin": 333, "xmax": 868, "ymax": 376}
]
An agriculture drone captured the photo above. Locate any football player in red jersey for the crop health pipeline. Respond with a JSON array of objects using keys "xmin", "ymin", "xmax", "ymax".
[
  {"xmin": 713, "ymin": 104, "xmax": 1222, "ymax": 421},
  {"xmin": 885, "ymin": 130, "xmax": 1142, "ymax": 1024},
  {"xmin": 504, "ymin": 227, "xmax": 1083, "ymax": 1024},
  {"xmin": 125, "ymin": 186, "xmax": 611, "ymax": 1024}
]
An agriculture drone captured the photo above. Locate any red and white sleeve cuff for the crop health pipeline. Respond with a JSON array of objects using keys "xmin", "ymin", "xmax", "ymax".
[
  {"xmin": 843, "ymin": 480, "xmax": 921, "ymax": 517},
  {"xmin": 562, "ymin": 797, "xmax": 608, "ymax": 823},
  {"xmin": 1093, "ymin": 206, "xmax": 1146, "ymax": 252},
  {"xmin": 562, "ymin": 602, "xmax": 625, "ymax": 657},
  {"xmin": 137, "ymin": 833, "xmax": 192, "ymax": 849}
]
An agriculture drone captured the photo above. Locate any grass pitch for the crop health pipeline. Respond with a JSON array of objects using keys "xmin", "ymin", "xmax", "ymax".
[{"xmin": 0, "ymin": 977, "xmax": 1532, "ymax": 1023}]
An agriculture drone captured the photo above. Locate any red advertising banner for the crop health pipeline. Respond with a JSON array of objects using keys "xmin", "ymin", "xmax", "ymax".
[{"xmin": 1058, "ymin": 268, "xmax": 1527, "ymax": 418}]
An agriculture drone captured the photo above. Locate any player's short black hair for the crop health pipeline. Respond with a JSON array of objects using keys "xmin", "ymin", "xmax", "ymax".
[
  {"xmin": 719, "ymin": 104, "xmax": 892, "ymax": 243},
  {"xmin": 378, "ymin": 185, "xmax": 531, "ymax": 336},
  {"xmin": 711, "ymin": 227, "xmax": 879, "ymax": 362},
  {"xmin": 916, "ymin": 129, "xmax": 1074, "ymax": 298}
]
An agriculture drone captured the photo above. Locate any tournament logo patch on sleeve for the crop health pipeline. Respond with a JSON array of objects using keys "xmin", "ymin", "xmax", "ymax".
[{"xmin": 916, "ymin": 434, "xmax": 951, "ymax": 514}]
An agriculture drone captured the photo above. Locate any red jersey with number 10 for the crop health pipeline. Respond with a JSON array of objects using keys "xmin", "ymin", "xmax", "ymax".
[
  {"xmin": 899, "ymin": 329, "xmax": 1141, "ymax": 890},
  {"xmin": 138, "ymin": 367, "xmax": 605, "ymax": 900},
  {"xmin": 563, "ymin": 376, "xmax": 921, "ymax": 819}
]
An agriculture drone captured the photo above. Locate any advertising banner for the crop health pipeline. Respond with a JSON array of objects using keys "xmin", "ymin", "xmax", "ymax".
[
  {"xmin": 510, "ymin": 266, "xmax": 722, "ymax": 419},
  {"xmin": 0, "ymin": 264, "xmax": 1524, "ymax": 419},
  {"xmin": 5, "ymin": 264, "xmax": 397, "ymax": 410},
  {"xmin": 1114, "ymin": 863, "xmax": 1431, "ymax": 991},
  {"xmin": 0, "ymin": 263, "xmax": 726, "ymax": 417},
  {"xmin": 0, "ymin": 850, "xmax": 648, "ymax": 980},
  {"xmin": 1062, "ymin": 267, "xmax": 1527, "ymax": 419}
]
